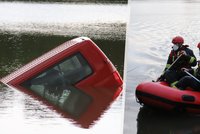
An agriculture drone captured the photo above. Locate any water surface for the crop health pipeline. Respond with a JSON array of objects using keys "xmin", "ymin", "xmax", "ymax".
[
  {"xmin": 0, "ymin": 83, "xmax": 124, "ymax": 134},
  {"xmin": 124, "ymin": 1, "xmax": 200, "ymax": 134},
  {"xmin": 0, "ymin": 2, "xmax": 127, "ymax": 134}
]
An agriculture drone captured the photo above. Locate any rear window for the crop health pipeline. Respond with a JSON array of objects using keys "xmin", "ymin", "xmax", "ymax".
[{"xmin": 21, "ymin": 52, "xmax": 93, "ymax": 117}]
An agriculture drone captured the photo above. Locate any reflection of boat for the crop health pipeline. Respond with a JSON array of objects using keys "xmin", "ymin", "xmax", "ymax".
[
  {"xmin": 0, "ymin": 37, "xmax": 123, "ymax": 128},
  {"xmin": 136, "ymin": 81, "xmax": 200, "ymax": 114},
  {"xmin": 137, "ymin": 107, "xmax": 200, "ymax": 134}
]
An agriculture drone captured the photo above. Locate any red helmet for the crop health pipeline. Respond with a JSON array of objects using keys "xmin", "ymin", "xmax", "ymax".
[
  {"xmin": 197, "ymin": 42, "xmax": 200, "ymax": 48},
  {"xmin": 172, "ymin": 36, "xmax": 184, "ymax": 45}
]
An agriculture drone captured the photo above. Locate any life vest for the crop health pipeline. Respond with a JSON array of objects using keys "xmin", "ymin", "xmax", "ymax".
[
  {"xmin": 169, "ymin": 45, "xmax": 189, "ymax": 61},
  {"xmin": 169, "ymin": 45, "xmax": 193, "ymax": 70}
]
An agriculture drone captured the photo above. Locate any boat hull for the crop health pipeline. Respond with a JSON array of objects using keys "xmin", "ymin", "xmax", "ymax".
[{"xmin": 136, "ymin": 82, "xmax": 200, "ymax": 114}]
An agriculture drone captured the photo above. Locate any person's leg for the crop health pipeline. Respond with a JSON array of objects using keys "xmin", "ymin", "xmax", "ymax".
[
  {"xmin": 176, "ymin": 76, "xmax": 194, "ymax": 90},
  {"xmin": 177, "ymin": 71, "xmax": 187, "ymax": 79},
  {"xmin": 189, "ymin": 80, "xmax": 200, "ymax": 91},
  {"xmin": 164, "ymin": 70, "xmax": 179, "ymax": 87}
]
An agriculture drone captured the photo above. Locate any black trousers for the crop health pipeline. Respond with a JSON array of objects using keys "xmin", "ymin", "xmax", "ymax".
[
  {"xmin": 176, "ymin": 76, "xmax": 200, "ymax": 90},
  {"xmin": 164, "ymin": 70, "xmax": 187, "ymax": 85}
]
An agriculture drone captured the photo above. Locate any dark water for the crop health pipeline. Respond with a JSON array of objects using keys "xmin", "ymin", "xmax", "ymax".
[
  {"xmin": 137, "ymin": 107, "xmax": 200, "ymax": 134},
  {"xmin": 124, "ymin": 1, "xmax": 200, "ymax": 134},
  {"xmin": 0, "ymin": 2, "xmax": 126, "ymax": 133},
  {"xmin": 0, "ymin": 33, "xmax": 125, "ymax": 78}
]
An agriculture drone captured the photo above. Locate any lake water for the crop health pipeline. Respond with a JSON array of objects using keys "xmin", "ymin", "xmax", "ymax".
[
  {"xmin": 124, "ymin": 1, "xmax": 200, "ymax": 134},
  {"xmin": 0, "ymin": 2, "xmax": 127, "ymax": 134}
]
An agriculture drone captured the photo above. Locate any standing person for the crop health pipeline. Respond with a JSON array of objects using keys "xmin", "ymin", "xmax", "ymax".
[
  {"xmin": 163, "ymin": 36, "xmax": 197, "ymax": 88},
  {"xmin": 175, "ymin": 43, "xmax": 200, "ymax": 90}
]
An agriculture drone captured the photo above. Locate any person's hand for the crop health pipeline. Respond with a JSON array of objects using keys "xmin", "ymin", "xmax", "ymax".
[
  {"xmin": 181, "ymin": 67, "xmax": 189, "ymax": 72},
  {"xmin": 198, "ymin": 60, "xmax": 200, "ymax": 67},
  {"xmin": 178, "ymin": 50, "xmax": 187, "ymax": 56}
]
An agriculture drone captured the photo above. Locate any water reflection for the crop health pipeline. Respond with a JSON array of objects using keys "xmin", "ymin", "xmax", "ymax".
[
  {"xmin": 0, "ymin": 2, "xmax": 127, "ymax": 40},
  {"xmin": 0, "ymin": 83, "xmax": 14, "ymax": 112},
  {"xmin": 137, "ymin": 107, "xmax": 200, "ymax": 134},
  {"xmin": 0, "ymin": 82, "xmax": 123, "ymax": 133}
]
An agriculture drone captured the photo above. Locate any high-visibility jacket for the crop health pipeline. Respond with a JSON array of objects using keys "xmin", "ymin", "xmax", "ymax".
[{"xmin": 165, "ymin": 45, "xmax": 197, "ymax": 71}]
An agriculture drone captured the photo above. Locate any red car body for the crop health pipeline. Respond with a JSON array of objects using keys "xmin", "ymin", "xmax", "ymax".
[{"xmin": 0, "ymin": 37, "xmax": 123, "ymax": 128}]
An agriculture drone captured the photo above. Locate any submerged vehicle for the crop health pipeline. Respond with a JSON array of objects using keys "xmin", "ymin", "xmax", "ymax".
[
  {"xmin": 0, "ymin": 37, "xmax": 123, "ymax": 128},
  {"xmin": 136, "ymin": 81, "xmax": 200, "ymax": 114}
]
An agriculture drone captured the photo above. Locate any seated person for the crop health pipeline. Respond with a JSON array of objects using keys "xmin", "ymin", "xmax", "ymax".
[
  {"xmin": 175, "ymin": 61, "xmax": 200, "ymax": 90},
  {"xmin": 175, "ymin": 43, "xmax": 200, "ymax": 90},
  {"xmin": 162, "ymin": 36, "xmax": 197, "ymax": 87}
]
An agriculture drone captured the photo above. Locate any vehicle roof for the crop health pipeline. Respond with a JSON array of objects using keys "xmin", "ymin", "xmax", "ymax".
[{"xmin": 0, "ymin": 37, "xmax": 91, "ymax": 84}]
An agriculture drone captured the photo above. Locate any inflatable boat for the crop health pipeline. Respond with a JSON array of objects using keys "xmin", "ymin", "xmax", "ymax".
[{"xmin": 136, "ymin": 81, "xmax": 200, "ymax": 114}]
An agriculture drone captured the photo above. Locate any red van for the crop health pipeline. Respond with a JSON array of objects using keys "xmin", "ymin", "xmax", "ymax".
[{"xmin": 0, "ymin": 37, "xmax": 123, "ymax": 128}]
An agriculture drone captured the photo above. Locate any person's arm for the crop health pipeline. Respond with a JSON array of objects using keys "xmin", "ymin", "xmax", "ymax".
[
  {"xmin": 164, "ymin": 53, "xmax": 173, "ymax": 71},
  {"xmin": 194, "ymin": 67, "xmax": 200, "ymax": 79},
  {"xmin": 185, "ymin": 49, "xmax": 197, "ymax": 67},
  {"xmin": 181, "ymin": 67, "xmax": 194, "ymax": 74}
]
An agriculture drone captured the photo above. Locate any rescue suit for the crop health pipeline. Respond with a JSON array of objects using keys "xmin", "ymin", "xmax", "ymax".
[
  {"xmin": 164, "ymin": 45, "xmax": 197, "ymax": 87},
  {"xmin": 175, "ymin": 67, "xmax": 200, "ymax": 90}
]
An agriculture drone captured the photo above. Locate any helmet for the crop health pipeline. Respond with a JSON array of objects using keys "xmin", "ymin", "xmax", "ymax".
[
  {"xmin": 172, "ymin": 36, "xmax": 184, "ymax": 45},
  {"xmin": 197, "ymin": 42, "xmax": 200, "ymax": 48}
]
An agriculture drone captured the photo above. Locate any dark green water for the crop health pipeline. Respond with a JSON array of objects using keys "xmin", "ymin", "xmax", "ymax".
[{"xmin": 0, "ymin": 33, "xmax": 125, "ymax": 78}]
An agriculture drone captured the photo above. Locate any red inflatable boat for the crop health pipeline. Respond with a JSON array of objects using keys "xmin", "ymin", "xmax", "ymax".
[{"xmin": 136, "ymin": 81, "xmax": 200, "ymax": 114}]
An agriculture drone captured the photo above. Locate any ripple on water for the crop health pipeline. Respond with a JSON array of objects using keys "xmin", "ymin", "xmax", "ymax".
[{"xmin": 125, "ymin": 1, "xmax": 200, "ymax": 134}]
